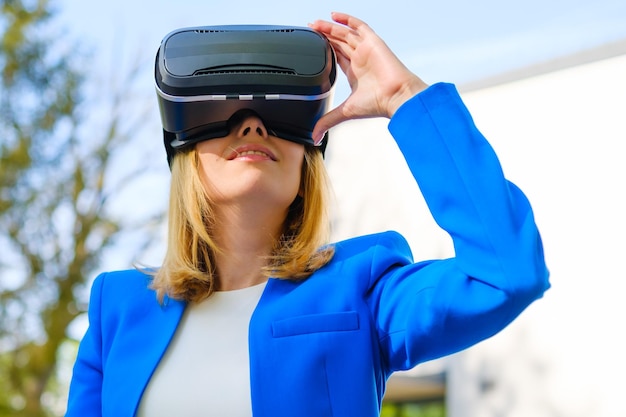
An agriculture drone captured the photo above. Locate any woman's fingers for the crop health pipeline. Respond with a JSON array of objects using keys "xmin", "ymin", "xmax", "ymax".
[
  {"xmin": 312, "ymin": 103, "xmax": 348, "ymax": 145},
  {"xmin": 311, "ymin": 12, "xmax": 429, "ymax": 137},
  {"xmin": 310, "ymin": 12, "xmax": 371, "ymax": 50},
  {"xmin": 329, "ymin": 11, "xmax": 368, "ymax": 34}
]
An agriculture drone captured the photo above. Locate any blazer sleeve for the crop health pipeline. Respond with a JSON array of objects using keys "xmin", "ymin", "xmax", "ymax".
[
  {"xmin": 370, "ymin": 83, "xmax": 550, "ymax": 372},
  {"xmin": 66, "ymin": 273, "xmax": 105, "ymax": 416}
]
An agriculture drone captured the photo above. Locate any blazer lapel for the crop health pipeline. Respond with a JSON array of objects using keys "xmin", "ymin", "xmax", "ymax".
[{"xmin": 106, "ymin": 295, "xmax": 186, "ymax": 416}]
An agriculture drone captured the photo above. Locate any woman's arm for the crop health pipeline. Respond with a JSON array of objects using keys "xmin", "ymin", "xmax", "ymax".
[
  {"xmin": 311, "ymin": 13, "xmax": 549, "ymax": 371},
  {"xmin": 371, "ymin": 83, "xmax": 549, "ymax": 370}
]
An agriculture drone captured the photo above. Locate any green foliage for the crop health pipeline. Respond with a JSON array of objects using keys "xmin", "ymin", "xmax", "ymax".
[
  {"xmin": 0, "ymin": 1, "xmax": 162, "ymax": 415},
  {"xmin": 381, "ymin": 401, "xmax": 446, "ymax": 417},
  {"xmin": 0, "ymin": 2, "xmax": 86, "ymax": 415}
]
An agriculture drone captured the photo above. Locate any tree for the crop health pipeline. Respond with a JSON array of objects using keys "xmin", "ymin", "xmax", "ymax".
[{"xmin": 0, "ymin": 1, "xmax": 164, "ymax": 415}]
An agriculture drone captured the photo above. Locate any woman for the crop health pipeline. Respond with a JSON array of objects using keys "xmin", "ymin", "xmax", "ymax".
[{"xmin": 66, "ymin": 12, "xmax": 550, "ymax": 417}]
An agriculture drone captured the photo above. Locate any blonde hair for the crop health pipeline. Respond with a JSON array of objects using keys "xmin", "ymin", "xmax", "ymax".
[{"xmin": 150, "ymin": 146, "xmax": 334, "ymax": 303}]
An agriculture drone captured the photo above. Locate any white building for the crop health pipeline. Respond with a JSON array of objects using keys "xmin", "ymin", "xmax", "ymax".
[{"xmin": 325, "ymin": 38, "xmax": 626, "ymax": 417}]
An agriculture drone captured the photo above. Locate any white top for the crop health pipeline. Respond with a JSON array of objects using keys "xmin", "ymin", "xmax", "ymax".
[{"xmin": 137, "ymin": 281, "xmax": 267, "ymax": 417}]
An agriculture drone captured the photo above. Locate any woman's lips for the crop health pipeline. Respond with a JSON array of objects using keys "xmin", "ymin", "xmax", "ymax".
[{"xmin": 227, "ymin": 145, "xmax": 277, "ymax": 161}]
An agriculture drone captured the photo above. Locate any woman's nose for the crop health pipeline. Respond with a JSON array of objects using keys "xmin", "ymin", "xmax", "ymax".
[{"xmin": 237, "ymin": 116, "xmax": 268, "ymax": 139}]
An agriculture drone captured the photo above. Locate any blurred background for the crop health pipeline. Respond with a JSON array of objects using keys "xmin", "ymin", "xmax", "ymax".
[{"xmin": 1, "ymin": 0, "xmax": 625, "ymax": 416}]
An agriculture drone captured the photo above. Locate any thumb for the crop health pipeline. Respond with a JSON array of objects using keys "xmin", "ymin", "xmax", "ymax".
[{"xmin": 312, "ymin": 103, "xmax": 348, "ymax": 145}]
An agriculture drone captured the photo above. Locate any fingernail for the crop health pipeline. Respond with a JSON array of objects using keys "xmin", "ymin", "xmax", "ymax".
[{"xmin": 313, "ymin": 131, "xmax": 326, "ymax": 146}]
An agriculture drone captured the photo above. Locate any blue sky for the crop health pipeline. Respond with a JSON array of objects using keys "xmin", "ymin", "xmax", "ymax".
[{"xmin": 58, "ymin": 0, "xmax": 626, "ymax": 88}]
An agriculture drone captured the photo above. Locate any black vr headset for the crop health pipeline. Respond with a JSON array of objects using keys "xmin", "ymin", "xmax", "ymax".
[{"xmin": 155, "ymin": 25, "xmax": 337, "ymax": 166}]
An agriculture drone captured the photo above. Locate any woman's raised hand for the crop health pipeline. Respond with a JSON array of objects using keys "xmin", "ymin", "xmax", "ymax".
[{"xmin": 309, "ymin": 12, "xmax": 429, "ymax": 144}]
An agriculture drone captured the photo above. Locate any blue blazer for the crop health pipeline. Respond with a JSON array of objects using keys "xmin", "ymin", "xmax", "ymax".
[{"xmin": 66, "ymin": 83, "xmax": 550, "ymax": 417}]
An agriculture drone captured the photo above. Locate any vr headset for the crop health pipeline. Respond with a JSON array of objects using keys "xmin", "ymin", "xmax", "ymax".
[{"xmin": 155, "ymin": 25, "xmax": 337, "ymax": 166}]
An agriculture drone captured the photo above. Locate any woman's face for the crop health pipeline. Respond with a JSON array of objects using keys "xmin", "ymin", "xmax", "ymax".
[{"xmin": 195, "ymin": 114, "xmax": 305, "ymax": 211}]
